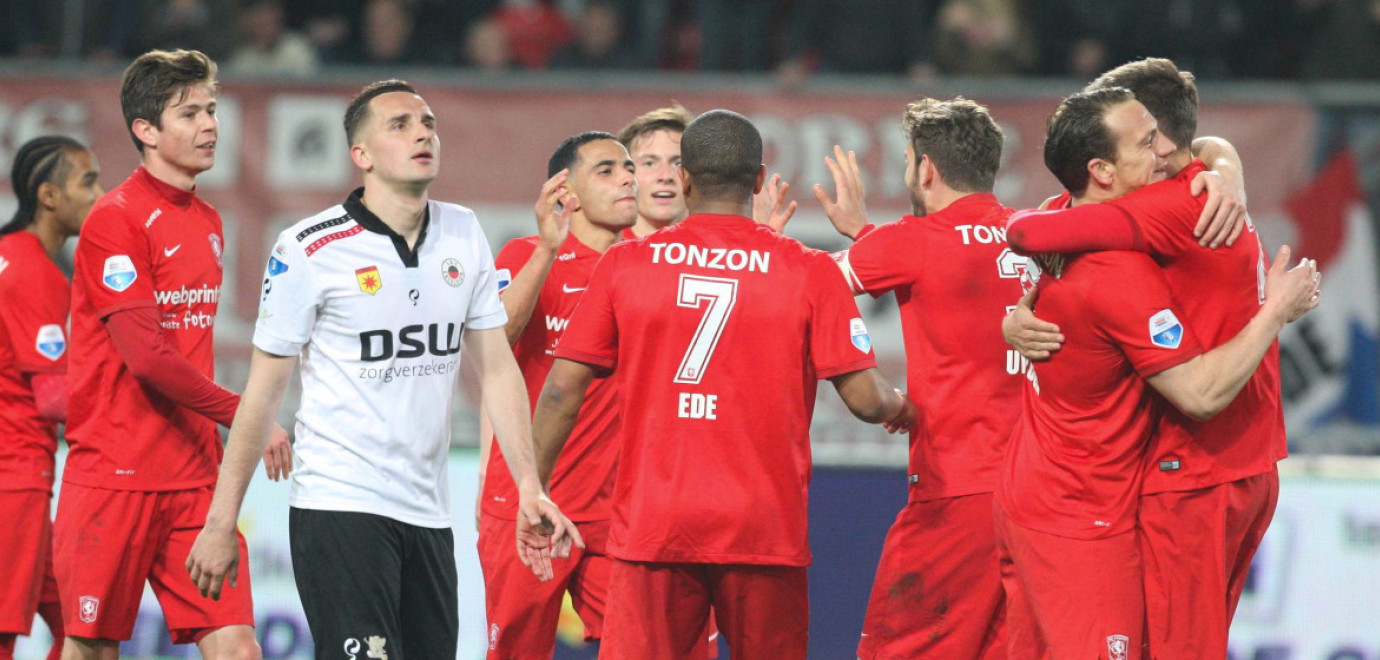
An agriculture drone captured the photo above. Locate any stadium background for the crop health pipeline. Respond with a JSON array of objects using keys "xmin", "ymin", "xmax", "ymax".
[{"xmin": 3, "ymin": 0, "xmax": 1380, "ymax": 657}]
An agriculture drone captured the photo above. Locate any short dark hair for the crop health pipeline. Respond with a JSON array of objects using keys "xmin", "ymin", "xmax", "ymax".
[
  {"xmin": 1087, "ymin": 58, "xmax": 1198, "ymax": 150},
  {"xmin": 2, "ymin": 135, "xmax": 87, "ymax": 236},
  {"xmin": 344, "ymin": 79, "xmax": 418, "ymax": 147},
  {"xmin": 680, "ymin": 109, "xmax": 761, "ymax": 202},
  {"xmin": 1044, "ymin": 87, "xmax": 1136, "ymax": 196},
  {"xmin": 617, "ymin": 104, "xmax": 693, "ymax": 150},
  {"xmin": 548, "ymin": 131, "xmax": 619, "ymax": 178},
  {"xmin": 120, "ymin": 49, "xmax": 218, "ymax": 153},
  {"xmin": 902, "ymin": 97, "xmax": 1003, "ymax": 193}
]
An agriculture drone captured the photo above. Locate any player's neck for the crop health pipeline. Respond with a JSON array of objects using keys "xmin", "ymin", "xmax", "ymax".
[
  {"xmin": 918, "ymin": 186, "xmax": 972, "ymax": 216},
  {"xmin": 570, "ymin": 215, "xmax": 621, "ymax": 253},
  {"xmin": 26, "ymin": 220, "xmax": 69, "ymax": 261},
  {"xmin": 361, "ymin": 184, "xmax": 428, "ymax": 247},
  {"xmin": 1072, "ymin": 185, "xmax": 1117, "ymax": 207},
  {"xmin": 1166, "ymin": 150, "xmax": 1192, "ymax": 177},
  {"xmin": 141, "ymin": 154, "xmax": 199, "ymax": 192},
  {"xmin": 687, "ymin": 199, "xmax": 751, "ymax": 218}
]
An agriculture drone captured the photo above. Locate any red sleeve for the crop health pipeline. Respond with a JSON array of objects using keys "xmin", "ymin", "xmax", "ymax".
[
  {"xmin": 852, "ymin": 223, "xmax": 878, "ymax": 240},
  {"xmin": 1090, "ymin": 254, "xmax": 1204, "ymax": 377},
  {"xmin": 494, "ymin": 237, "xmax": 538, "ymax": 294},
  {"xmin": 806, "ymin": 252, "xmax": 878, "ymax": 379},
  {"xmin": 73, "ymin": 208, "xmax": 157, "ymax": 318},
  {"xmin": 843, "ymin": 221, "xmax": 918, "ymax": 297},
  {"xmin": 1106, "ymin": 176, "xmax": 1205, "ymax": 259},
  {"xmin": 553, "ymin": 246, "xmax": 620, "ymax": 374},
  {"xmin": 29, "ymin": 372, "xmax": 67, "ymax": 422},
  {"xmin": 1005, "ymin": 204, "xmax": 1147, "ymax": 256},
  {"xmin": 104, "ymin": 307, "xmax": 241, "ymax": 427},
  {"xmin": 0, "ymin": 280, "xmax": 67, "ymax": 375}
]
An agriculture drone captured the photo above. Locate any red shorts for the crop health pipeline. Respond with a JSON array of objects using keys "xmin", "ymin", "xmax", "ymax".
[
  {"xmin": 602, "ymin": 559, "xmax": 805, "ymax": 660},
  {"xmin": 1140, "ymin": 468, "xmax": 1279, "ymax": 659},
  {"xmin": 0, "ymin": 489, "xmax": 51, "ymax": 634},
  {"xmin": 994, "ymin": 501, "xmax": 1143, "ymax": 660},
  {"xmin": 858, "ymin": 493, "xmax": 1005, "ymax": 659},
  {"xmin": 479, "ymin": 514, "xmax": 611, "ymax": 657},
  {"xmin": 51, "ymin": 483, "xmax": 254, "ymax": 643}
]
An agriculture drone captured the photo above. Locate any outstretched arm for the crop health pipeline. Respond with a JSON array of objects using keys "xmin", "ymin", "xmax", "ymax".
[
  {"xmin": 531, "ymin": 358, "xmax": 598, "ymax": 488},
  {"xmin": 1191, "ymin": 136, "xmax": 1248, "ymax": 248},
  {"xmin": 829, "ymin": 368, "xmax": 916, "ymax": 433}
]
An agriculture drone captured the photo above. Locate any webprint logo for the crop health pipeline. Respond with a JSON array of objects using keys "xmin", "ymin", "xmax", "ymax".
[
  {"xmin": 1106, "ymin": 634, "xmax": 1129, "ymax": 660},
  {"xmin": 78, "ymin": 595, "xmax": 99, "ymax": 623}
]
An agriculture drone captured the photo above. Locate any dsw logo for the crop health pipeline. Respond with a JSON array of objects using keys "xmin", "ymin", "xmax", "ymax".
[{"xmin": 359, "ymin": 323, "xmax": 462, "ymax": 361}]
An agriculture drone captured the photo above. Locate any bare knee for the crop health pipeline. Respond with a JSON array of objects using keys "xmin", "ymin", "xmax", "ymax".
[
  {"xmin": 62, "ymin": 637, "xmax": 119, "ymax": 660},
  {"xmin": 196, "ymin": 626, "xmax": 261, "ymax": 660}
]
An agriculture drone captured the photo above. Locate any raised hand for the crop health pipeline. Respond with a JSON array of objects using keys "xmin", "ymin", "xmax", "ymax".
[
  {"xmin": 752, "ymin": 173, "xmax": 798, "ymax": 233},
  {"xmin": 813, "ymin": 145, "xmax": 870, "ymax": 239},
  {"xmin": 535, "ymin": 170, "xmax": 573, "ymax": 251}
]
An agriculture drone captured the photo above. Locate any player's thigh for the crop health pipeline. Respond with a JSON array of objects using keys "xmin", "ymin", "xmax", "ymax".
[
  {"xmin": 858, "ymin": 494, "xmax": 1005, "ymax": 659},
  {"xmin": 290, "ymin": 508, "xmax": 405, "ymax": 660},
  {"xmin": 52, "ymin": 484, "xmax": 166, "ymax": 642},
  {"xmin": 709, "ymin": 564, "xmax": 808, "ymax": 660},
  {"xmin": 1016, "ymin": 525, "xmax": 1143, "ymax": 659},
  {"xmin": 477, "ymin": 515, "xmax": 576, "ymax": 658},
  {"xmin": 0, "ymin": 489, "xmax": 51, "ymax": 633},
  {"xmin": 601, "ymin": 560, "xmax": 711, "ymax": 660},
  {"xmin": 399, "ymin": 524, "xmax": 457, "ymax": 660},
  {"xmin": 1225, "ymin": 470, "xmax": 1279, "ymax": 619},
  {"xmin": 1140, "ymin": 485, "xmax": 1231, "ymax": 657},
  {"xmin": 147, "ymin": 487, "xmax": 255, "ymax": 646},
  {"xmin": 566, "ymin": 520, "xmax": 611, "ymax": 641},
  {"xmin": 992, "ymin": 502, "xmax": 1048, "ymax": 660}
]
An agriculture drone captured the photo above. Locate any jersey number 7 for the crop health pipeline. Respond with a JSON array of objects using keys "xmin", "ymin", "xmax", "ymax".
[{"xmin": 674, "ymin": 274, "xmax": 738, "ymax": 384}]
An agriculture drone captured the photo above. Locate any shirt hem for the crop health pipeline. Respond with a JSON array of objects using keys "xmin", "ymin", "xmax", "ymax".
[
  {"xmin": 288, "ymin": 498, "xmax": 451, "ymax": 529},
  {"xmin": 815, "ymin": 356, "xmax": 877, "ymax": 380},
  {"xmin": 609, "ymin": 546, "xmax": 811, "ymax": 567},
  {"xmin": 93, "ymin": 299, "xmax": 158, "ymax": 320},
  {"xmin": 1140, "ymin": 460, "xmax": 1282, "ymax": 495},
  {"xmin": 553, "ymin": 347, "xmax": 615, "ymax": 370},
  {"xmin": 61, "ymin": 473, "xmax": 216, "ymax": 492}
]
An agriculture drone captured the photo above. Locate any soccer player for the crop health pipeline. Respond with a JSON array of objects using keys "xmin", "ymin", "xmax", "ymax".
[
  {"xmin": 530, "ymin": 109, "xmax": 917, "ymax": 660},
  {"xmin": 812, "ymin": 98, "xmax": 1024, "ymax": 659},
  {"xmin": 55, "ymin": 49, "xmax": 280, "ymax": 660},
  {"xmin": 616, "ymin": 104, "xmax": 693, "ymax": 239},
  {"xmin": 1004, "ymin": 59, "xmax": 1293, "ymax": 658},
  {"xmin": 184, "ymin": 79, "xmax": 581, "ymax": 660},
  {"xmin": 476, "ymin": 132, "xmax": 637, "ymax": 658},
  {"xmin": 0, "ymin": 136, "xmax": 102, "ymax": 660},
  {"xmin": 994, "ymin": 87, "xmax": 1320, "ymax": 659}
]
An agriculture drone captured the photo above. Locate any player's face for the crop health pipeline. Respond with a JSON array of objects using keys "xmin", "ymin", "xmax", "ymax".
[
  {"xmin": 569, "ymin": 139, "xmax": 637, "ymax": 230},
  {"xmin": 359, "ymin": 91, "xmax": 440, "ymax": 186},
  {"xmin": 1105, "ymin": 100, "xmax": 1172, "ymax": 196},
  {"xmin": 903, "ymin": 143, "xmax": 926, "ymax": 216},
  {"xmin": 150, "ymin": 83, "xmax": 218, "ymax": 175},
  {"xmin": 629, "ymin": 129, "xmax": 685, "ymax": 224},
  {"xmin": 54, "ymin": 149, "xmax": 103, "ymax": 235}
]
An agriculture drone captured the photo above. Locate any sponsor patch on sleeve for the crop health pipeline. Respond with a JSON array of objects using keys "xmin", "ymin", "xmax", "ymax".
[
  {"xmin": 102, "ymin": 255, "xmax": 137, "ymax": 292},
  {"xmin": 35, "ymin": 324, "xmax": 66, "ymax": 361},
  {"xmin": 850, "ymin": 317, "xmax": 872, "ymax": 353},
  {"xmin": 1148, "ymin": 309, "xmax": 1184, "ymax": 349},
  {"xmin": 495, "ymin": 268, "xmax": 512, "ymax": 292},
  {"xmin": 266, "ymin": 256, "xmax": 289, "ymax": 276}
]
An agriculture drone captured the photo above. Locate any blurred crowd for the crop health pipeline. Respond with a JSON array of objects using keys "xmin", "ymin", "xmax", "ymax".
[{"xmin": 3, "ymin": 0, "xmax": 1379, "ymax": 80}]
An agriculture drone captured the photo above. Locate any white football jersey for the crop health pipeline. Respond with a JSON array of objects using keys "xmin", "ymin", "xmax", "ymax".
[{"xmin": 254, "ymin": 189, "xmax": 507, "ymax": 527}]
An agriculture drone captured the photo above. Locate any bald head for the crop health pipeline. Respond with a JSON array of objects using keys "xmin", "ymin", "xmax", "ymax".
[{"xmin": 680, "ymin": 109, "xmax": 762, "ymax": 203}]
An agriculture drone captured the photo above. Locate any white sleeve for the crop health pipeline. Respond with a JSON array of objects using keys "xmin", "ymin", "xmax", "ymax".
[
  {"xmin": 253, "ymin": 232, "xmax": 321, "ymax": 356},
  {"xmin": 464, "ymin": 223, "xmax": 508, "ymax": 331}
]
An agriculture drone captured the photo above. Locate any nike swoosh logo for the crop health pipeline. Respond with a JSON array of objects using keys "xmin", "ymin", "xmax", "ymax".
[
  {"xmin": 164, "ymin": 245, "xmax": 182, "ymax": 257},
  {"xmin": 562, "ymin": 284, "xmax": 586, "ymax": 294}
]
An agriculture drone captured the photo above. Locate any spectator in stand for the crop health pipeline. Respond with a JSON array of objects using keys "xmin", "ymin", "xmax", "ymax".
[
  {"xmin": 356, "ymin": 0, "xmax": 434, "ymax": 64},
  {"xmin": 463, "ymin": 17, "xmax": 513, "ymax": 71},
  {"xmin": 486, "ymin": 0, "xmax": 573, "ymax": 69},
  {"xmin": 550, "ymin": 0, "xmax": 634, "ymax": 70},
  {"xmin": 283, "ymin": 0, "xmax": 364, "ymax": 63},
  {"xmin": 1030, "ymin": 0, "xmax": 1126, "ymax": 77},
  {"xmin": 932, "ymin": 0, "xmax": 1037, "ymax": 76},
  {"xmin": 127, "ymin": 0, "xmax": 235, "ymax": 59},
  {"xmin": 227, "ymin": 0, "xmax": 319, "ymax": 75},
  {"xmin": 1299, "ymin": 0, "xmax": 1380, "ymax": 80},
  {"xmin": 777, "ymin": 0, "xmax": 936, "ymax": 84}
]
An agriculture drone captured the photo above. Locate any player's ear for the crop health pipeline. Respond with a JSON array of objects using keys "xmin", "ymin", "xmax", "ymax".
[
  {"xmin": 919, "ymin": 154, "xmax": 936, "ymax": 189},
  {"xmin": 679, "ymin": 165, "xmax": 693, "ymax": 197},
  {"xmin": 37, "ymin": 180, "xmax": 62, "ymax": 211},
  {"xmin": 753, "ymin": 164, "xmax": 767, "ymax": 195},
  {"xmin": 350, "ymin": 143, "xmax": 372, "ymax": 172},
  {"xmin": 1088, "ymin": 158, "xmax": 1114, "ymax": 188},
  {"xmin": 564, "ymin": 191, "xmax": 583, "ymax": 213},
  {"xmin": 132, "ymin": 118, "xmax": 158, "ymax": 151}
]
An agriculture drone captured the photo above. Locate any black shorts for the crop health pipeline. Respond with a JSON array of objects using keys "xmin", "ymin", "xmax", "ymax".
[{"xmin": 290, "ymin": 508, "xmax": 458, "ymax": 660}]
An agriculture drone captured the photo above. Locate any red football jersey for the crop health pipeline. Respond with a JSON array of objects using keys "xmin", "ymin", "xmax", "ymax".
[
  {"xmin": 620, "ymin": 227, "xmax": 638, "ymax": 241},
  {"xmin": 65, "ymin": 167, "xmax": 225, "ymax": 491},
  {"xmin": 998, "ymin": 251, "xmax": 1203, "ymax": 539},
  {"xmin": 0, "ymin": 231, "xmax": 68, "ymax": 491},
  {"xmin": 482, "ymin": 234, "xmax": 620, "ymax": 522},
  {"xmin": 555, "ymin": 213, "xmax": 876, "ymax": 566},
  {"xmin": 840, "ymin": 194, "xmax": 1026, "ymax": 502}
]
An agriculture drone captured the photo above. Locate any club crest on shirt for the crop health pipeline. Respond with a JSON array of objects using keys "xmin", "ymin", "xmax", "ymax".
[
  {"xmin": 1106, "ymin": 634, "xmax": 1129, "ymax": 660},
  {"xmin": 442, "ymin": 257, "xmax": 464, "ymax": 287},
  {"xmin": 1148, "ymin": 309, "xmax": 1184, "ymax": 349},
  {"xmin": 35, "ymin": 324, "xmax": 66, "ymax": 361},
  {"xmin": 78, "ymin": 595, "xmax": 99, "ymax": 623},
  {"xmin": 102, "ymin": 255, "xmax": 137, "ymax": 292},
  {"xmin": 850, "ymin": 317, "xmax": 871, "ymax": 353},
  {"xmin": 356, "ymin": 266, "xmax": 383, "ymax": 295},
  {"xmin": 495, "ymin": 268, "xmax": 512, "ymax": 292},
  {"xmin": 208, "ymin": 233, "xmax": 223, "ymax": 268}
]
